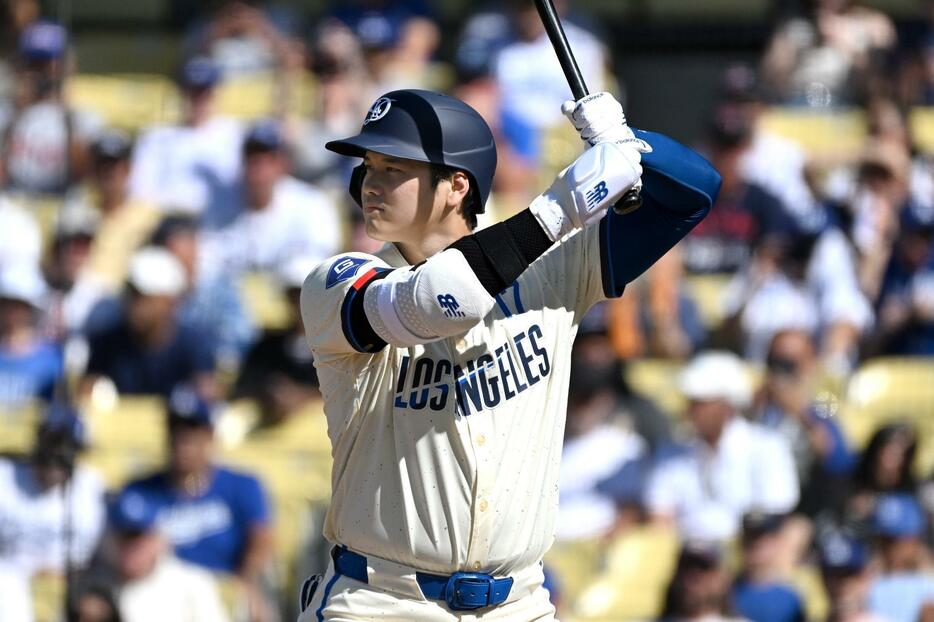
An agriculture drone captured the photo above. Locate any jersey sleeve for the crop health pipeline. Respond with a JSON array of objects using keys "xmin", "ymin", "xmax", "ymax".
[
  {"xmin": 532, "ymin": 224, "xmax": 608, "ymax": 320},
  {"xmin": 300, "ymin": 252, "xmax": 393, "ymax": 357}
]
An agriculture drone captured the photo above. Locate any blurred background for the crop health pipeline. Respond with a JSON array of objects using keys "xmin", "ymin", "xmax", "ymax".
[{"xmin": 1, "ymin": 0, "xmax": 934, "ymax": 621}]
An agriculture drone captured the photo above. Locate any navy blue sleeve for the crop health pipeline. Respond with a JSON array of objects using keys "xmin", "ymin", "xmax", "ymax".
[{"xmin": 599, "ymin": 129, "xmax": 722, "ymax": 298}]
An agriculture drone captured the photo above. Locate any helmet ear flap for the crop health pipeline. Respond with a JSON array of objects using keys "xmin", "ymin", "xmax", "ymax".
[{"xmin": 349, "ymin": 163, "xmax": 366, "ymax": 207}]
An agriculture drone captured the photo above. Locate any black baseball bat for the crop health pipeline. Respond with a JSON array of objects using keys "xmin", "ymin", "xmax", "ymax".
[{"xmin": 532, "ymin": 0, "xmax": 643, "ymax": 215}]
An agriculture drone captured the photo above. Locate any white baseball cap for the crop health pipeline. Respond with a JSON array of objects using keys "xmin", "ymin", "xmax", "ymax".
[
  {"xmin": 127, "ymin": 247, "xmax": 187, "ymax": 297},
  {"xmin": 678, "ymin": 350, "xmax": 752, "ymax": 409},
  {"xmin": 277, "ymin": 256, "xmax": 320, "ymax": 291},
  {"xmin": 0, "ymin": 264, "xmax": 48, "ymax": 309}
]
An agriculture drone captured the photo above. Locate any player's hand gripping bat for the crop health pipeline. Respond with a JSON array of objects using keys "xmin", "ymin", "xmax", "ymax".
[{"xmin": 532, "ymin": 0, "xmax": 644, "ymax": 214}]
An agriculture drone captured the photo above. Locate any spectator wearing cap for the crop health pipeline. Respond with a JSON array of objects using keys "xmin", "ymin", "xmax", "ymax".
[
  {"xmin": 867, "ymin": 203, "xmax": 934, "ymax": 356},
  {"xmin": 867, "ymin": 493, "xmax": 934, "ymax": 622},
  {"xmin": 731, "ymin": 513, "xmax": 806, "ymax": 622},
  {"xmin": 818, "ymin": 533, "xmax": 882, "ymax": 622},
  {"xmin": 0, "ymin": 20, "xmax": 102, "ymax": 195},
  {"xmin": 118, "ymin": 387, "xmax": 273, "ymax": 619},
  {"xmin": 555, "ymin": 303, "xmax": 655, "ymax": 541},
  {"xmin": 752, "ymin": 329, "xmax": 855, "ymax": 517},
  {"xmin": 107, "ymin": 489, "xmax": 230, "ymax": 622},
  {"xmin": 150, "ymin": 213, "xmax": 255, "ymax": 370},
  {"xmin": 232, "ymin": 256, "xmax": 319, "ymax": 425},
  {"xmin": 659, "ymin": 542, "xmax": 745, "ymax": 622},
  {"xmin": 0, "ymin": 263, "xmax": 62, "ymax": 410},
  {"xmin": 0, "ymin": 404, "xmax": 106, "ymax": 578},
  {"xmin": 201, "ymin": 119, "xmax": 341, "ymax": 273},
  {"xmin": 329, "ymin": 0, "xmax": 440, "ymax": 93},
  {"xmin": 645, "ymin": 351, "xmax": 799, "ymax": 543},
  {"xmin": 76, "ymin": 130, "xmax": 161, "ymax": 294},
  {"xmin": 128, "ymin": 56, "xmax": 243, "ymax": 218},
  {"xmin": 82, "ymin": 247, "xmax": 217, "ymax": 399}
]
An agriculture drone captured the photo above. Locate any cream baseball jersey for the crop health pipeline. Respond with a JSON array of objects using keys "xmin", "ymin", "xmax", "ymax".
[{"xmin": 301, "ymin": 224, "xmax": 606, "ymax": 576}]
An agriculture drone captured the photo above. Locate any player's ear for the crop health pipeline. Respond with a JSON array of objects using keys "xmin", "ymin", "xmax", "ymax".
[{"xmin": 446, "ymin": 171, "xmax": 470, "ymax": 209}]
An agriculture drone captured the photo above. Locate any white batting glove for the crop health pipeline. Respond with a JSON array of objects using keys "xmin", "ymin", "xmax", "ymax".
[
  {"xmin": 530, "ymin": 141, "xmax": 643, "ymax": 241},
  {"xmin": 561, "ymin": 92, "xmax": 651, "ymax": 152}
]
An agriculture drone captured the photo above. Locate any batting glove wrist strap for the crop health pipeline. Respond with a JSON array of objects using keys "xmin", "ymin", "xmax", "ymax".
[{"xmin": 531, "ymin": 141, "xmax": 643, "ymax": 241}]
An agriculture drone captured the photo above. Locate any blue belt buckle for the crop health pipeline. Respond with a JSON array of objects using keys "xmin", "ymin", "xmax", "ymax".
[{"xmin": 443, "ymin": 572, "xmax": 496, "ymax": 611}]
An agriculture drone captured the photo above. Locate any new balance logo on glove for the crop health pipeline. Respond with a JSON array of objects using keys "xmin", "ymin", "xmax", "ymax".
[
  {"xmin": 437, "ymin": 294, "xmax": 466, "ymax": 318},
  {"xmin": 585, "ymin": 181, "xmax": 609, "ymax": 208}
]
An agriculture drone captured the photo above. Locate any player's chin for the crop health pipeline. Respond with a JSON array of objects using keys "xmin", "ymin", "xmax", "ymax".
[{"xmin": 363, "ymin": 215, "xmax": 394, "ymax": 242}]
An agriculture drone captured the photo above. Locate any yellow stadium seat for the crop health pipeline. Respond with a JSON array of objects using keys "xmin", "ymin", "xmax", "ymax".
[
  {"xmin": 758, "ymin": 108, "xmax": 867, "ymax": 157},
  {"xmin": 66, "ymin": 74, "xmax": 178, "ymax": 130},
  {"xmin": 789, "ymin": 564, "xmax": 830, "ymax": 622},
  {"xmin": 214, "ymin": 72, "xmax": 317, "ymax": 121},
  {"xmin": 683, "ymin": 274, "xmax": 731, "ymax": 330},
  {"xmin": 838, "ymin": 357, "xmax": 934, "ymax": 473},
  {"xmin": 31, "ymin": 573, "xmax": 65, "ymax": 622},
  {"xmin": 624, "ymin": 359, "xmax": 686, "ymax": 418},
  {"xmin": 572, "ymin": 526, "xmax": 679, "ymax": 621},
  {"xmin": 909, "ymin": 107, "xmax": 934, "ymax": 155},
  {"xmin": 544, "ymin": 538, "xmax": 606, "ymax": 606},
  {"xmin": 0, "ymin": 403, "xmax": 39, "ymax": 456},
  {"xmin": 238, "ymin": 271, "xmax": 292, "ymax": 331}
]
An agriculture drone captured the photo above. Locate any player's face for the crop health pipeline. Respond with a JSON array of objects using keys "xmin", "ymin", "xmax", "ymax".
[{"xmin": 360, "ymin": 152, "xmax": 447, "ymax": 245}]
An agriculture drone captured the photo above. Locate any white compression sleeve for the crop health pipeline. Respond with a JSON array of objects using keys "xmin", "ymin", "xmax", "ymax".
[{"xmin": 362, "ymin": 248, "xmax": 496, "ymax": 347}]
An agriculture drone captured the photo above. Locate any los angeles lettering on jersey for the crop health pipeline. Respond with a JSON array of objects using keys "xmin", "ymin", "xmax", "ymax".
[{"xmin": 393, "ymin": 324, "xmax": 551, "ymax": 416}]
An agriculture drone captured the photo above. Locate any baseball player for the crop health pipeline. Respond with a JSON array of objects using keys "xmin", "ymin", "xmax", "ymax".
[{"xmin": 298, "ymin": 88, "xmax": 721, "ymax": 621}]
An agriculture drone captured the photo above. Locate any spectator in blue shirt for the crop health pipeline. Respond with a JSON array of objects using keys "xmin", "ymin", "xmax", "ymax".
[
  {"xmin": 752, "ymin": 329, "xmax": 855, "ymax": 517},
  {"xmin": 867, "ymin": 493, "xmax": 934, "ymax": 622},
  {"xmin": 0, "ymin": 264, "xmax": 62, "ymax": 411},
  {"xmin": 119, "ymin": 387, "xmax": 273, "ymax": 617},
  {"xmin": 817, "ymin": 532, "xmax": 877, "ymax": 622},
  {"xmin": 732, "ymin": 513, "xmax": 805, "ymax": 622},
  {"xmin": 82, "ymin": 247, "xmax": 217, "ymax": 399}
]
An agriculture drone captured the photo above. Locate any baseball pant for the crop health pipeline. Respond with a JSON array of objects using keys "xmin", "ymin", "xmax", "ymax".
[{"xmin": 297, "ymin": 552, "xmax": 557, "ymax": 622}]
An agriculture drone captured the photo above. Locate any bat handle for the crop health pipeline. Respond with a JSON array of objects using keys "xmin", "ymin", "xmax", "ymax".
[{"xmin": 616, "ymin": 189, "xmax": 643, "ymax": 214}]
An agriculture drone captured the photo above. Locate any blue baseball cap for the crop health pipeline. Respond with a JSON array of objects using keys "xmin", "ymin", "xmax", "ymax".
[
  {"xmin": 244, "ymin": 119, "xmax": 284, "ymax": 152},
  {"xmin": 178, "ymin": 56, "xmax": 221, "ymax": 90},
  {"xmin": 818, "ymin": 533, "xmax": 869, "ymax": 573},
  {"xmin": 19, "ymin": 21, "xmax": 67, "ymax": 61},
  {"xmin": 167, "ymin": 386, "xmax": 215, "ymax": 428},
  {"xmin": 873, "ymin": 493, "xmax": 927, "ymax": 538},
  {"xmin": 109, "ymin": 490, "xmax": 158, "ymax": 534},
  {"xmin": 351, "ymin": 13, "xmax": 401, "ymax": 50}
]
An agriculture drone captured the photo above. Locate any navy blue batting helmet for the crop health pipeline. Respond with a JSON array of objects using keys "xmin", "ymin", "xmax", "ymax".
[{"xmin": 325, "ymin": 89, "xmax": 497, "ymax": 214}]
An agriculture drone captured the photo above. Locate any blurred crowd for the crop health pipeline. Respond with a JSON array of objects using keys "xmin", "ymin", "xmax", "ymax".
[{"xmin": 0, "ymin": 0, "xmax": 933, "ymax": 621}]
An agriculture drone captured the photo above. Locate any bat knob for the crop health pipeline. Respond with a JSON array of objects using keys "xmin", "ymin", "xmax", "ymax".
[{"xmin": 613, "ymin": 189, "xmax": 643, "ymax": 215}]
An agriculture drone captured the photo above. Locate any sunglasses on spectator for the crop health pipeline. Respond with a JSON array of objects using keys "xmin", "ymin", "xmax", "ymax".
[{"xmin": 766, "ymin": 355, "xmax": 800, "ymax": 376}]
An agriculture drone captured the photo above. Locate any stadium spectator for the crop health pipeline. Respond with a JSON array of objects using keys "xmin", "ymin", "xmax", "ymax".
[
  {"xmin": 659, "ymin": 542, "xmax": 744, "ymax": 622},
  {"xmin": 66, "ymin": 582, "xmax": 122, "ymax": 622},
  {"xmin": 818, "ymin": 532, "xmax": 880, "ymax": 622},
  {"xmin": 202, "ymin": 119, "xmax": 342, "ymax": 270},
  {"xmin": 752, "ymin": 329, "xmax": 855, "ymax": 516},
  {"xmin": 684, "ymin": 102, "xmax": 796, "ymax": 275},
  {"xmin": 150, "ymin": 214, "xmax": 254, "ymax": 370},
  {"xmin": 82, "ymin": 247, "xmax": 217, "ymax": 399},
  {"xmin": 128, "ymin": 56, "xmax": 242, "ymax": 218},
  {"xmin": 107, "ymin": 489, "xmax": 230, "ymax": 622},
  {"xmin": 0, "ymin": 192, "xmax": 41, "ymax": 269},
  {"xmin": 761, "ymin": 0, "xmax": 897, "ymax": 105},
  {"xmin": 289, "ymin": 23, "xmax": 370, "ymax": 193},
  {"xmin": 731, "ymin": 513, "xmax": 806, "ymax": 622},
  {"xmin": 715, "ymin": 64, "xmax": 822, "ymax": 229},
  {"xmin": 866, "ymin": 493, "xmax": 934, "ymax": 622},
  {"xmin": 867, "ymin": 204, "xmax": 934, "ymax": 356},
  {"xmin": 0, "ymin": 263, "xmax": 61, "ymax": 410},
  {"xmin": 328, "ymin": 0, "xmax": 440, "ymax": 93},
  {"xmin": 232, "ymin": 256, "xmax": 319, "ymax": 425},
  {"xmin": 187, "ymin": 0, "xmax": 305, "ymax": 79},
  {"xmin": 78, "ymin": 131, "xmax": 161, "ymax": 294},
  {"xmin": 848, "ymin": 423, "xmax": 919, "ymax": 531},
  {"xmin": 0, "ymin": 563, "xmax": 32, "ymax": 621},
  {"xmin": 494, "ymin": 0, "xmax": 607, "ymax": 159},
  {"xmin": 119, "ymin": 387, "xmax": 273, "ymax": 619},
  {"xmin": 0, "ymin": 20, "xmax": 101, "ymax": 195},
  {"xmin": 556, "ymin": 305, "xmax": 650, "ymax": 541},
  {"xmin": 646, "ymin": 351, "xmax": 799, "ymax": 543},
  {"xmin": 0, "ymin": 405, "xmax": 106, "ymax": 577}
]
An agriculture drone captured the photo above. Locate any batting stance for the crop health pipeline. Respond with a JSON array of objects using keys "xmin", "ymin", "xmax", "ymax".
[{"xmin": 298, "ymin": 89, "xmax": 720, "ymax": 621}]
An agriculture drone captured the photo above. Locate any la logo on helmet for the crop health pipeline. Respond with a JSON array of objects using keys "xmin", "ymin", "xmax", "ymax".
[{"xmin": 364, "ymin": 97, "xmax": 392, "ymax": 125}]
